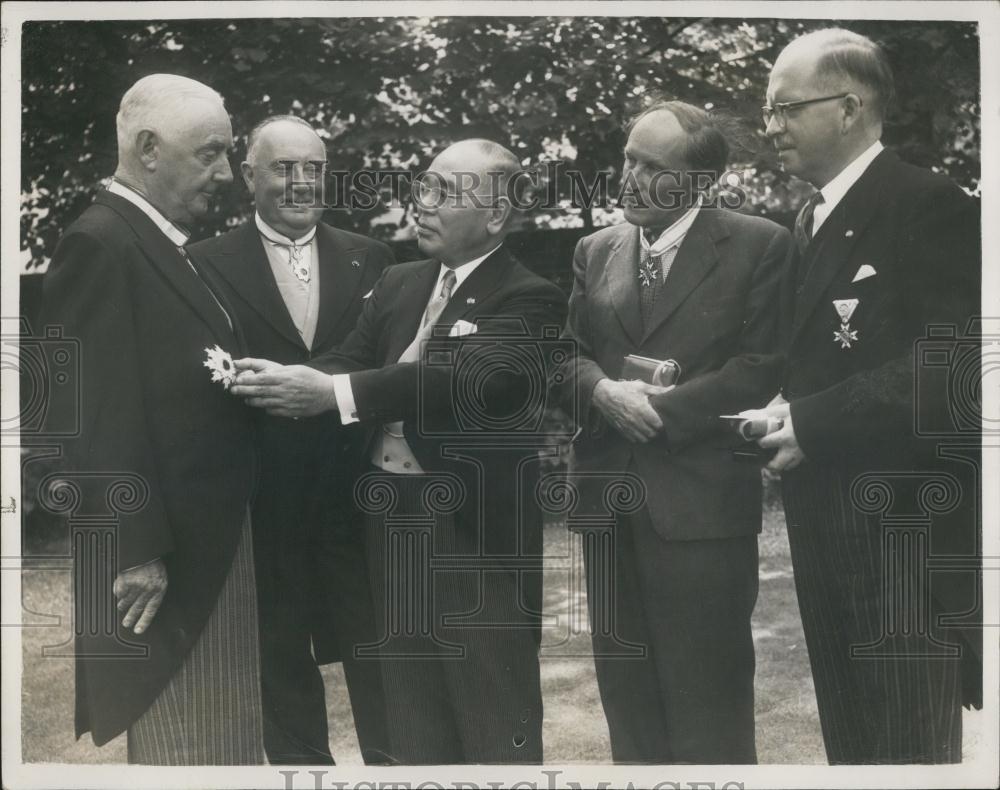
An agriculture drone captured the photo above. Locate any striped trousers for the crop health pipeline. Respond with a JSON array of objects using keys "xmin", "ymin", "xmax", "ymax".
[
  {"xmin": 127, "ymin": 514, "xmax": 265, "ymax": 764},
  {"xmin": 782, "ymin": 465, "xmax": 963, "ymax": 764}
]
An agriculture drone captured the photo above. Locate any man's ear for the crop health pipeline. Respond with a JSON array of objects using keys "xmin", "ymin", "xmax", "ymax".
[
  {"xmin": 841, "ymin": 93, "xmax": 864, "ymax": 133},
  {"xmin": 136, "ymin": 130, "xmax": 159, "ymax": 172},
  {"xmin": 240, "ymin": 161, "xmax": 256, "ymax": 195},
  {"xmin": 486, "ymin": 196, "xmax": 514, "ymax": 235}
]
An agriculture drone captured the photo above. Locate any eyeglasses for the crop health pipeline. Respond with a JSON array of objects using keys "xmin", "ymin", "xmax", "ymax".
[
  {"xmin": 410, "ymin": 178, "xmax": 498, "ymax": 211},
  {"xmin": 761, "ymin": 93, "xmax": 857, "ymax": 127}
]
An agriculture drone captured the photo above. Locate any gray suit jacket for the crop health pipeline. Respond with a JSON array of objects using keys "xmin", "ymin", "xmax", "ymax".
[{"xmin": 563, "ymin": 208, "xmax": 791, "ymax": 540}]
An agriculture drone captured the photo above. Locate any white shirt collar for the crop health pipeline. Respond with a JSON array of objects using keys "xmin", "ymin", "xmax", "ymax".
[
  {"xmin": 640, "ymin": 199, "xmax": 702, "ymax": 256},
  {"xmin": 255, "ymin": 212, "xmax": 318, "ymax": 247},
  {"xmin": 107, "ymin": 179, "xmax": 190, "ymax": 246},
  {"xmin": 436, "ymin": 243, "xmax": 502, "ymax": 293},
  {"xmin": 818, "ymin": 140, "xmax": 884, "ymax": 218}
]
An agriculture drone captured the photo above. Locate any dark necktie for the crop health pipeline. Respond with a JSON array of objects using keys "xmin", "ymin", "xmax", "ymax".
[{"xmin": 793, "ymin": 192, "xmax": 825, "ymax": 255}]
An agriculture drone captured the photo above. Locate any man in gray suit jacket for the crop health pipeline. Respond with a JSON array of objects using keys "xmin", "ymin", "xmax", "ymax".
[{"xmin": 562, "ymin": 100, "xmax": 791, "ymax": 763}]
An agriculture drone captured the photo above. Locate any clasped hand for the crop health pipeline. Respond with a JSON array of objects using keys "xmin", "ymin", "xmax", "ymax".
[
  {"xmin": 230, "ymin": 358, "xmax": 338, "ymax": 418},
  {"xmin": 592, "ymin": 378, "xmax": 674, "ymax": 443},
  {"xmin": 752, "ymin": 393, "xmax": 806, "ymax": 473}
]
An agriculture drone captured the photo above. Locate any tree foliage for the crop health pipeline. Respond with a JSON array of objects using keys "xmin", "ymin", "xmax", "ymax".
[{"xmin": 20, "ymin": 16, "xmax": 980, "ymax": 269}]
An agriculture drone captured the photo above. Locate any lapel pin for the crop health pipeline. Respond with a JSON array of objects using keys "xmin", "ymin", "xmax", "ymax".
[
  {"xmin": 351, "ymin": 259, "xmax": 360, "ymax": 267},
  {"xmin": 467, "ymin": 297, "xmax": 476, "ymax": 304},
  {"xmin": 845, "ymin": 229, "xmax": 854, "ymax": 238}
]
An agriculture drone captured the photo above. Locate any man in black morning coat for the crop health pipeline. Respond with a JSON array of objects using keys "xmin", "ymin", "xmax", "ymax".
[
  {"xmin": 40, "ymin": 74, "xmax": 263, "ymax": 763},
  {"xmin": 757, "ymin": 28, "xmax": 982, "ymax": 764}
]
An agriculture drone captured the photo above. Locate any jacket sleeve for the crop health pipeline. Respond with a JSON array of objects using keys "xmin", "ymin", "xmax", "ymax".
[
  {"xmin": 559, "ymin": 235, "xmax": 613, "ymax": 431},
  {"xmin": 791, "ymin": 180, "xmax": 980, "ymax": 462},
  {"xmin": 648, "ymin": 223, "xmax": 791, "ymax": 451},
  {"xmin": 41, "ymin": 230, "xmax": 174, "ymax": 571}
]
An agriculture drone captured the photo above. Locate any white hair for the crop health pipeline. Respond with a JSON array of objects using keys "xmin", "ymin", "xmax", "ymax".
[{"xmin": 116, "ymin": 74, "xmax": 225, "ymax": 161}]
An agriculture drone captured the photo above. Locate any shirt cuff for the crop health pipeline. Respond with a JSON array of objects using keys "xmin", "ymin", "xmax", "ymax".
[{"xmin": 332, "ymin": 374, "xmax": 360, "ymax": 424}]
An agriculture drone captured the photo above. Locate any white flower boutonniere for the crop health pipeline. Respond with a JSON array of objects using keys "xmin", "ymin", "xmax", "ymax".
[{"xmin": 203, "ymin": 345, "xmax": 236, "ymax": 390}]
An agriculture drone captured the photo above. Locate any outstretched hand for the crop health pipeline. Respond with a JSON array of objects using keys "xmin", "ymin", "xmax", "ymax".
[{"xmin": 231, "ymin": 359, "xmax": 339, "ymax": 418}]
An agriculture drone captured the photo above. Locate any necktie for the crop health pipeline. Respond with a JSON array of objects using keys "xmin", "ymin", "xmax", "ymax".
[
  {"xmin": 423, "ymin": 268, "xmax": 457, "ymax": 328},
  {"xmin": 793, "ymin": 192, "xmax": 825, "ymax": 255}
]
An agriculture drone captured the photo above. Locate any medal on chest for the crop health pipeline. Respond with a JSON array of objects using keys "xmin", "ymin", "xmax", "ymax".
[
  {"xmin": 289, "ymin": 245, "xmax": 310, "ymax": 283},
  {"xmin": 832, "ymin": 298, "xmax": 859, "ymax": 348}
]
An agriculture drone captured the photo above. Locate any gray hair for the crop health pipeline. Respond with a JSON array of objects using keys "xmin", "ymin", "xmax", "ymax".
[
  {"xmin": 245, "ymin": 115, "xmax": 324, "ymax": 165},
  {"xmin": 785, "ymin": 28, "xmax": 895, "ymax": 119},
  {"xmin": 116, "ymin": 74, "xmax": 225, "ymax": 160}
]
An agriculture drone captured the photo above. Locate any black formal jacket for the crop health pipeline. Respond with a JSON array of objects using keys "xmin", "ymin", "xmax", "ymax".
[
  {"xmin": 40, "ymin": 190, "xmax": 257, "ymax": 746},
  {"xmin": 188, "ymin": 221, "xmax": 392, "ymax": 663},
  {"xmin": 564, "ymin": 208, "xmax": 791, "ymax": 540},
  {"xmin": 310, "ymin": 246, "xmax": 568, "ymax": 561},
  {"xmin": 779, "ymin": 148, "xmax": 982, "ymax": 703}
]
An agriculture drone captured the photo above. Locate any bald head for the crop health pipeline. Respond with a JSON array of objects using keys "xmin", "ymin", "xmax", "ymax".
[
  {"xmin": 415, "ymin": 139, "xmax": 523, "ymax": 266},
  {"xmin": 766, "ymin": 29, "xmax": 890, "ymax": 187},
  {"xmin": 241, "ymin": 116, "xmax": 327, "ymax": 239},
  {"xmin": 113, "ymin": 74, "xmax": 233, "ymax": 225},
  {"xmin": 774, "ymin": 28, "xmax": 894, "ymax": 122}
]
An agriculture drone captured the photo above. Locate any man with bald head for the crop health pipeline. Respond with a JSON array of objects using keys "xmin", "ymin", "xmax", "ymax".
[
  {"xmin": 232, "ymin": 138, "xmax": 567, "ymax": 763},
  {"xmin": 561, "ymin": 100, "xmax": 790, "ymax": 763},
  {"xmin": 189, "ymin": 115, "xmax": 393, "ymax": 765},
  {"xmin": 41, "ymin": 74, "xmax": 263, "ymax": 762},
  {"xmin": 757, "ymin": 29, "xmax": 981, "ymax": 762}
]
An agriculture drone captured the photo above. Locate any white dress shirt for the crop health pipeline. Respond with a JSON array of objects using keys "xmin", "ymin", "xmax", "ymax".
[
  {"xmin": 255, "ymin": 213, "xmax": 321, "ymax": 349},
  {"xmin": 639, "ymin": 200, "xmax": 701, "ymax": 281},
  {"xmin": 812, "ymin": 140, "xmax": 884, "ymax": 234}
]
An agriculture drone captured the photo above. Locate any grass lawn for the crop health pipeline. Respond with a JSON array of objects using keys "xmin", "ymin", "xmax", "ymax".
[{"xmin": 18, "ymin": 495, "xmax": 983, "ymax": 764}]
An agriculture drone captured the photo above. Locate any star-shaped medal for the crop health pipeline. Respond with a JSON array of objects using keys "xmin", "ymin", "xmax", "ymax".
[
  {"xmin": 638, "ymin": 258, "xmax": 659, "ymax": 288},
  {"xmin": 834, "ymin": 323, "xmax": 858, "ymax": 349}
]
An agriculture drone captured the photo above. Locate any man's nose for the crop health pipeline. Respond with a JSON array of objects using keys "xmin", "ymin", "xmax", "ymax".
[
  {"xmin": 215, "ymin": 156, "xmax": 234, "ymax": 184},
  {"xmin": 764, "ymin": 114, "xmax": 783, "ymax": 138}
]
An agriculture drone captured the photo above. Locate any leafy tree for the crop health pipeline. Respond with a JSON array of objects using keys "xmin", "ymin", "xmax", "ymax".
[{"xmin": 20, "ymin": 16, "xmax": 979, "ymax": 270}]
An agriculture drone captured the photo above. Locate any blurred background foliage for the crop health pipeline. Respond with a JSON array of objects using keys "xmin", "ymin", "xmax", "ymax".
[{"xmin": 20, "ymin": 16, "xmax": 980, "ymax": 271}]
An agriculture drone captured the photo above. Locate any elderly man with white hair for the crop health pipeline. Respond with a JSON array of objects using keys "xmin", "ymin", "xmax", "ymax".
[{"xmin": 41, "ymin": 73, "xmax": 264, "ymax": 764}]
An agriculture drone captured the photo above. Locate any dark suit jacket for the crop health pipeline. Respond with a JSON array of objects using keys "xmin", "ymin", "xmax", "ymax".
[
  {"xmin": 311, "ymin": 246, "xmax": 568, "ymax": 560},
  {"xmin": 188, "ymin": 221, "xmax": 392, "ymax": 663},
  {"xmin": 778, "ymin": 148, "xmax": 982, "ymax": 698},
  {"xmin": 564, "ymin": 208, "xmax": 791, "ymax": 540},
  {"xmin": 40, "ymin": 190, "xmax": 257, "ymax": 746}
]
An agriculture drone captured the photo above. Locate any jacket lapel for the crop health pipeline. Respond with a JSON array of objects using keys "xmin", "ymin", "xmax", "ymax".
[
  {"xmin": 386, "ymin": 259, "xmax": 441, "ymax": 363},
  {"xmin": 790, "ymin": 149, "xmax": 893, "ymax": 344},
  {"xmin": 434, "ymin": 246, "xmax": 515, "ymax": 330},
  {"xmin": 605, "ymin": 225, "xmax": 644, "ymax": 346},
  {"xmin": 199, "ymin": 222, "xmax": 305, "ymax": 349},
  {"xmin": 97, "ymin": 191, "xmax": 236, "ymax": 346},
  {"xmin": 312, "ymin": 224, "xmax": 369, "ymax": 351},
  {"xmin": 641, "ymin": 209, "xmax": 725, "ymax": 342}
]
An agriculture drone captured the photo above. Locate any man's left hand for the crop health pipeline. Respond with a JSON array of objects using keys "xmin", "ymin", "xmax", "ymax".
[
  {"xmin": 758, "ymin": 410, "xmax": 806, "ymax": 472},
  {"xmin": 231, "ymin": 361, "xmax": 338, "ymax": 418}
]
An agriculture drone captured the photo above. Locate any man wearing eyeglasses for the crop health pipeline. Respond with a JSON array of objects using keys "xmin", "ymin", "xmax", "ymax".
[
  {"xmin": 231, "ymin": 139, "xmax": 567, "ymax": 763},
  {"xmin": 755, "ymin": 28, "xmax": 981, "ymax": 763}
]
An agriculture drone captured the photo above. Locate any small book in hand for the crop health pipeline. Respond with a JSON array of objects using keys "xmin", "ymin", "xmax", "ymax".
[{"xmin": 621, "ymin": 354, "xmax": 681, "ymax": 387}]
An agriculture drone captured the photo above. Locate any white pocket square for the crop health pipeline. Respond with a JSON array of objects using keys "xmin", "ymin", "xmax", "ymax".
[
  {"xmin": 852, "ymin": 264, "xmax": 877, "ymax": 282},
  {"xmin": 362, "ymin": 289, "xmax": 373, "ymax": 299},
  {"xmin": 449, "ymin": 319, "xmax": 478, "ymax": 338}
]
